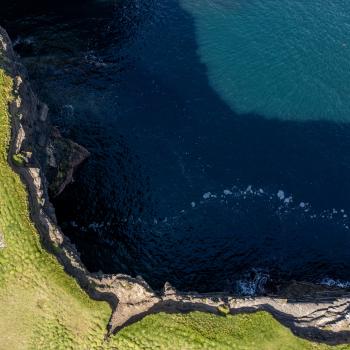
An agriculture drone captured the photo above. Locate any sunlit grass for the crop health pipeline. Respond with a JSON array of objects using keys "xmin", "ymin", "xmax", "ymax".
[{"xmin": 111, "ymin": 312, "xmax": 350, "ymax": 350}]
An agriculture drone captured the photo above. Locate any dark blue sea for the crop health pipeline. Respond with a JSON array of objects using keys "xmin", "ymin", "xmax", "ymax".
[{"xmin": 2, "ymin": 0, "xmax": 350, "ymax": 293}]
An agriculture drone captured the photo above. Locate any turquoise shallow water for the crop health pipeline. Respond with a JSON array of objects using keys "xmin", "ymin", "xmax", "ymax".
[
  {"xmin": 182, "ymin": 0, "xmax": 350, "ymax": 121},
  {"xmin": 2, "ymin": 0, "xmax": 350, "ymax": 293}
]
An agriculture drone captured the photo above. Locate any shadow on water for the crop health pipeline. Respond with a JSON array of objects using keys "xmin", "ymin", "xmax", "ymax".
[{"xmin": 2, "ymin": 0, "xmax": 350, "ymax": 293}]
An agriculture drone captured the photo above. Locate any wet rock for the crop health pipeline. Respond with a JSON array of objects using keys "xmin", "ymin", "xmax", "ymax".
[{"xmin": 163, "ymin": 282, "xmax": 177, "ymax": 296}]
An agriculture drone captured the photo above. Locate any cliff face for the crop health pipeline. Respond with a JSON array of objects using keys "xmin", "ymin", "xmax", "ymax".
[
  {"xmin": 1, "ymin": 25, "xmax": 350, "ymax": 344},
  {"xmin": 4, "ymin": 46, "xmax": 90, "ymax": 198}
]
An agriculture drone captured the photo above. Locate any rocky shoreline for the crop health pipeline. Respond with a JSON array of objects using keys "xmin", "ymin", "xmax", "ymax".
[{"xmin": 1, "ymin": 25, "xmax": 350, "ymax": 344}]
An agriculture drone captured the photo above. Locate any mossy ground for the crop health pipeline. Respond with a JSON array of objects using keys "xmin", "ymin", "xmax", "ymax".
[{"xmin": 0, "ymin": 66, "xmax": 349, "ymax": 349}]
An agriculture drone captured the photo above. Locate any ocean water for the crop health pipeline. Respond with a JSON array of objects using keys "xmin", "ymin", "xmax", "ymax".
[
  {"xmin": 183, "ymin": 0, "xmax": 350, "ymax": 122},
  {"xmin": 2, "ymin": 0, "xmax": 350, "ymax": 293}
]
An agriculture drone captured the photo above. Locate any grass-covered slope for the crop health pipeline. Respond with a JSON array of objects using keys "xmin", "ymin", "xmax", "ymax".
[
  {"xmin": 0, "ymin": 63, "xmax": 349, "ymax": 349},
  {"xmin": 111, "ymin": 312, "xmax": 350, "ymax": 350}
]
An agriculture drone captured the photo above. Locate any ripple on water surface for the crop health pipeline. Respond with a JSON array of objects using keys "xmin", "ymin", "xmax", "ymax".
[{"xmin": 182, "ymin": 0, "xmax": 350, "ymax": 121}]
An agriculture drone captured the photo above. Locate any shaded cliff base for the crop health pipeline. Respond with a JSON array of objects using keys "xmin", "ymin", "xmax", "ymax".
[{"xmin": 2, "ymin": 26, "xmax": 350, "ymax": 346}]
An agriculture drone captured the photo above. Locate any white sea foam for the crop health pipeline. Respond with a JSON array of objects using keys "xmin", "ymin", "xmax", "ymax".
[
  {"xmin": 13, "ymin": 36, "xmax": 35, "ymax": 47},
  {"xmin": 203, "ymin": 192, "xmax": 212, "ymax": 199},
  {"xmin": 236, "ymin": 280, "xmax": 257, "ymax": 296},
  {"xmin": 236, "ymin": 269, "xmax": 269, "ymax": 296},
  {"xmin": 277, "ymin": 190, "xmax": 285, "ymax": 200},
  {"xmin": 320, "ymin": 278, "xmax": 350, "ymax": 289},
  {"xmin": 245, "ymin": 185, "xmax": 253, "ymax": 193},
  {"xmin": 284, "ymin": 196, "xmax": 292, "ymax": 204},
  {"xmin": 88, "ymin": 222, "xmax": 104, "ymax": 231},
  {"xmin": 169, "ymin": 183, "xmax": 349, "ymax": 234}
]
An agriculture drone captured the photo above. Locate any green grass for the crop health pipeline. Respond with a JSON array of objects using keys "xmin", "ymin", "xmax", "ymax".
[
  {"xmin": 0, "ymin": 63, "xmax": 349, "ymax": 349},
  {"xmin": 217, "ymin": 305, "xmax": 230, "ymax": 316},
  {"xmin": 12, "ymin": 152, "xmax": 26, "ymax": 166},
  {"xmin": 109, "ymin": 312, "xmax": 350, "ymax": 350}
]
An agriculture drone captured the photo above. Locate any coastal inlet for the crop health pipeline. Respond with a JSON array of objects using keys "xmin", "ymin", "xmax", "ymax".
[{"xmin": 2, "ymin": 0, "xmax": 350, "ymax": 293}]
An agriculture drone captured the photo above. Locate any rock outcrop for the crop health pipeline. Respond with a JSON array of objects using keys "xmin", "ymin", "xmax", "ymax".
[{"xmin": 1, "ymin": 26, "xmax": 350, "ymax": 345}]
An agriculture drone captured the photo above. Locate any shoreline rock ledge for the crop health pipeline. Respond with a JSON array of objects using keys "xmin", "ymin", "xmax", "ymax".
[{"xmin": 1, "ymin": 25, "xmax": 350, "ymax": 344}]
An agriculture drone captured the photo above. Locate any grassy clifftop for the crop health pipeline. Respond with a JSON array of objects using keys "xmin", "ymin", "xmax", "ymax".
[{"xmin": 0, "ymin": 54, "xmax": 349, "ymax": 349}]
